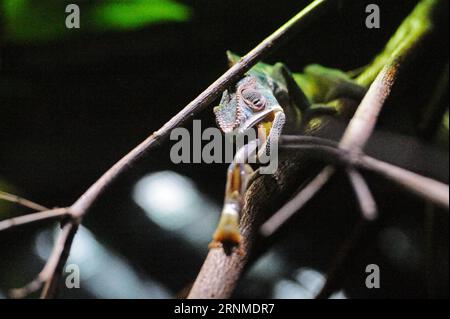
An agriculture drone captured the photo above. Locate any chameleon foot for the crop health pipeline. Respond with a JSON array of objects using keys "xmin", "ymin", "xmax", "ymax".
[
  {"xmin": 208, "ymin": 240, "xmax": 245, "ymax": 256},
  {"xmin": 210, "ymin": 210, "xmax": 242, "ymax": 248},
  {"xmin": 208, "ymin": 240, "xmax": 223, "ymax": 249}
]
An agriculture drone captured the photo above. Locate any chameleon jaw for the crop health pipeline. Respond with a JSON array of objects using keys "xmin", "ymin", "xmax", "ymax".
[{"xmin": 238, "ymin": 106, "xmax": 284, "ymax": 134}]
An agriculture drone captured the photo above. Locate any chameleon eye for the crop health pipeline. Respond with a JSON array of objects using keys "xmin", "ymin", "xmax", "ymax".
[{"xmin": 241, "ymin": 88, "xmax": 266, "ymax": 111}]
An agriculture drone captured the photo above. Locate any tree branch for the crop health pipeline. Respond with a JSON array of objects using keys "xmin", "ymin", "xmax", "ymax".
[
  {"xmin": 0, "ymin": 190, "xmax": 48, "ymax": 211},
  {"xmin": 9, "ymin": 222, "xmax": 78, "ymax": 299},
  {"xmin": 0, "ymin": 208, "xmax": 68, "ymax": 232},
  {"xmin": 278, "ymin": 142, "xmax": 448, "ymax": 209},
  {"xmin": 260, "ymin": 166, "xmax": 335, "ymax": 237},
  {"xmin": 347, "ymin": 169, "xmax": 377, "ymax": 221},
  {"xmin": 358, "ymin": 155, "xmax": 449, "ymax": 209}
]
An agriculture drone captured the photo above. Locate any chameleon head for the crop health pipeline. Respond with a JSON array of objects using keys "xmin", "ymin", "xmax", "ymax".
[{"xmin": 213, "ymin": 73, "xmax": 284, "ymax": 143}]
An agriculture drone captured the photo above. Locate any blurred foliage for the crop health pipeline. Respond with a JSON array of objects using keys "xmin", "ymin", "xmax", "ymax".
[
  {"xmin": 92, "ymin": 0, "xmax": 191, "ymax": 30},
  {"xmin": 2, "ymin": 0, "xmax": 191, "ymax": 43},
  {"xmin": 438, "ymin": 110, "xmax": 449, "ymax": 145},
  {"xmin": 443, "ymin": 111, "xmax": 449, "ymax": 131}
]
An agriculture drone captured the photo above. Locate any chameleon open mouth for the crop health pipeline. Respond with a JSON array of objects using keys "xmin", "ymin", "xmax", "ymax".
[{"xmin": 238, "ymin": 105, "xmax": 283, "ymax": 133}]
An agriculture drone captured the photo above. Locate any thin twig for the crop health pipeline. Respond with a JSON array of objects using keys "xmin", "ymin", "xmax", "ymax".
[
  {"xmin": 346, "ymin": 169, "xmax": 377, "ymax": 221},
  {"xmin": 358, "ymin": 155, "xmax": 449, "ymax": 209},
  {"xmin": 260, "ymin": 166, "xmax": 335, "ymax": 237},
  {"xmin": 233, "ymin": 136, "xmax": 449, "ymax": 235},
  {"xmin": 10, "ymin": 221, "xmax": 78, "ymax": 299},
  {"xmin": 279, "ymin": 135, "xmax": 339, "ymax": 148},
  {"xmin": 9, "ymin": 278, "xmax": 44, "ymax": 299},
  {"xmin": 280, "ymin": 142, "xmax": 343, "ymax": 159},
  {"xmin": 0, "ymin": 208, "xmax": 68, "ymax": 232},
  {"xmin": 39, "ymin": 222, "xmax": 79, "ymax": 298},
  {"xmin": 278, "ymin": 143, "xmax": 449, "ymax": 209},
  {"xmin": 0, "ymin": 190, "xmax": 48, "ymax": 211}
]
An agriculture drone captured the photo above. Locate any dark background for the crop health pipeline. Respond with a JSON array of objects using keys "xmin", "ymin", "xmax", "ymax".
[{"xmin": 0, "ymin": 0, "xmax": 448, "ymax": 298}]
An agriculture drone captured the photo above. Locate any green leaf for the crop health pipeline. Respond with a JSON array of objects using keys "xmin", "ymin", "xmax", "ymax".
[
  {"xmin": 92, "ymin": 0, "xmax": 191, "ymax": 31},
  {"xmin": 2, "ymin": 0, "xmax": 192, "ymax": 43}
]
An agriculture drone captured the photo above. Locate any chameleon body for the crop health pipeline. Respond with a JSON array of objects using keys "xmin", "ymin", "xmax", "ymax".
[{"xmin": 210, "ymin": 52, "xmax": 366, "ymax": 250}]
